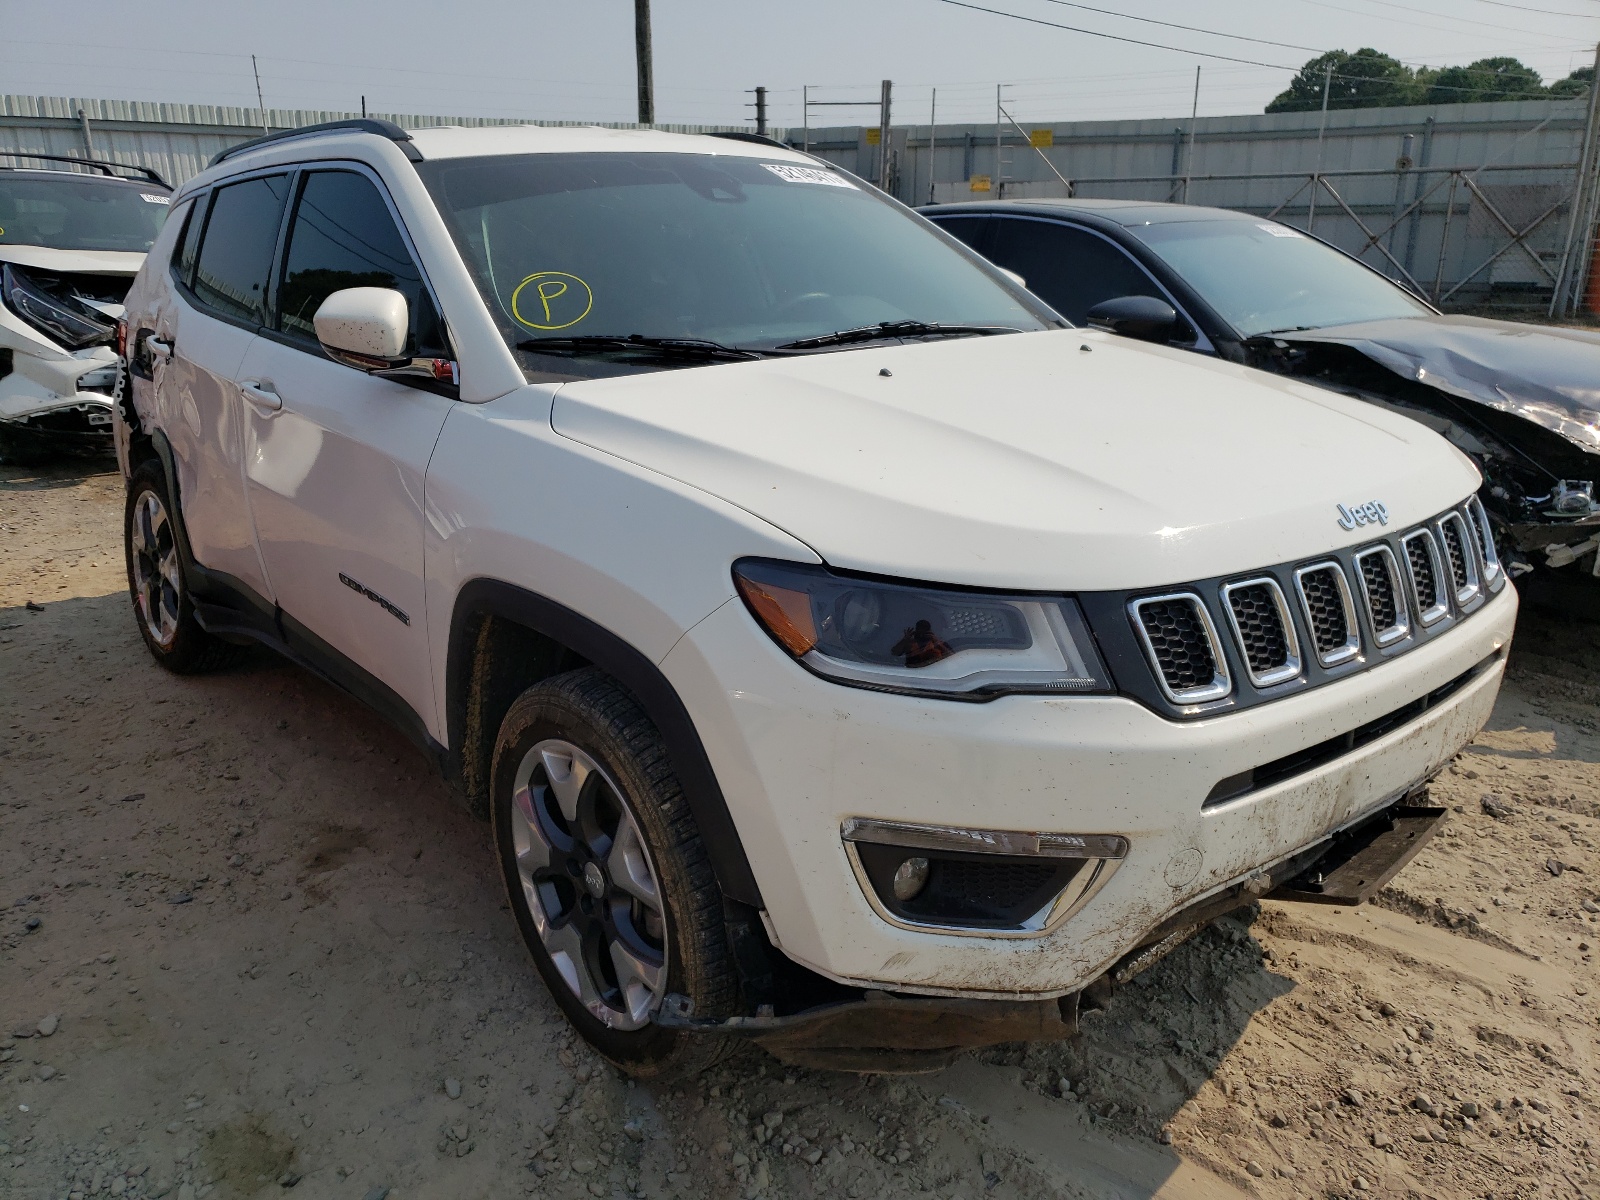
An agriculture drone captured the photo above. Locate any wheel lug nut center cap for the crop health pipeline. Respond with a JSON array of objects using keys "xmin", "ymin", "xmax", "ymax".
[{"xmin": 582, "ymin": 861, "xmax": 607, "ymax": 899}]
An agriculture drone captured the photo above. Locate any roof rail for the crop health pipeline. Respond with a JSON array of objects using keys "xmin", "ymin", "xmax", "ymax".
[
  {"xmin": 209, "ymin": 118, "xmax": 421, "ymax": 169},
  {"xmin": 706, "ymin": 131, "xmax": 793, "ymax": 150},
  {"xmin": 0, "ymin": 151, "xmax": 169, "ymax": 188}
]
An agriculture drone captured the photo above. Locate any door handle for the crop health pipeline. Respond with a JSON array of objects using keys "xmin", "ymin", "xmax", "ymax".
[
  {"xmin": 239, "ymin": 380, "xmax": 283, "ymax": 413},
  {"xmin": 146, "ymin": 336, "xmax": 173, "ymax": 360}
]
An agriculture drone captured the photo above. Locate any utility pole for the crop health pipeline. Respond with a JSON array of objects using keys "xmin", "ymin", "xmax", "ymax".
[
  {"xmin": 1183, "ymin": 65, "xmax": 1200, "ymax": 203},
  {"xmin": 995, "ymin": 84, "xmax": 1003, "ymax": 196},
  {"xmin": 1309, "ymin": 59, "xmax": 1333, "ymax": 232},
  {"xmin": 361, "ymin": 95, "xmax": 367, "ymax": 118},
  {"xmin": 634, "ymin": 0, "xmax": 655, "ymax": 126},
  {"xmin": 928, "ymin": 87, "xmax": 937, "ymax": 205},
  {"xmin": 878, "ymin": 80, "xmax": 893, "ymax": 191},
  {"xmin": 802, "ymin": 85, "xmax": 809, "ymax": 153},
  {"xmin": 251, "ymin": 54, "xmax": 269, "ymax": 136},
  {"xmin": 1552, "ymin": 42, "xmax": 1600, "ymax": 316},
  {"xmin": 755, "ymin": 87, "xmax": 767, "ymax": 137}
]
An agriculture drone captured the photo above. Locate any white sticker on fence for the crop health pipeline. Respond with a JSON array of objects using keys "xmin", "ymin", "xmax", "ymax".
[
  {"xmin": 1258, "ymin": 223, "xmax": 1303, "ymax": 238},
  {"xmin": 761, "ymin": 164, "xmax": 857, "ymax": 189}
]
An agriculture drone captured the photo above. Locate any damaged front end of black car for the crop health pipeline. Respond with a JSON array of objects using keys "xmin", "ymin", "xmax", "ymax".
[{"xmin": 1243, "ymin": 316, "xmax": 1600, "ymax": 579}]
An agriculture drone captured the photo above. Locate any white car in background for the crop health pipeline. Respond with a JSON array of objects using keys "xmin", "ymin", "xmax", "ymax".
[
  {"xmin": 0, "ymin": 153, "xmax": 170, "ymax": 459},
  {"xmin": 116, "ymin": 119, "xmax": 1515, "ymax": 1076}
]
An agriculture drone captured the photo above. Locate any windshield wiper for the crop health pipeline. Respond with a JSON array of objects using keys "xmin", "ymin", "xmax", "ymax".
[
  {"xmin": 771, "ymin": 320, "xmax": 1019, "ymax": 351},
  {"xmin": 516, "ymin": 334, "xmax": 763, "ymax": 362}
]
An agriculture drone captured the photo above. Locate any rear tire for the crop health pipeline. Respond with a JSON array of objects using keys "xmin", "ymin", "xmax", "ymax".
[
  {"xmin": 124, "ymin": 460, "xmax": 246, "ymax": 674},
  {"xmin": 491, "ymin": 667, "xmax": 739, "ymax": 1079}
]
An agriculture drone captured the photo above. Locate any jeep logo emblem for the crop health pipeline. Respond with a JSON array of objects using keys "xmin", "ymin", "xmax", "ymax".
[{"xmin": 1336, "ymin": 501, "xmax": 1389, "ymax": 531}]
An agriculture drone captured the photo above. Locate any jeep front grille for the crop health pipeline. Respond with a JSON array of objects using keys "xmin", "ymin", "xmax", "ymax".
[
  {"xmin": 1354, "ymin": 546, "xmax": 1409, "ymax": 646},
  {"xmin": 1464, "ymin": 495, "xmax": 1504, "ymax": 591},
  {"xmin": 1401, "ymin": 530, "xmax": 1449, "ymax": 626},
  {"xmin": 1222, "ymin": 578, "xmax": 1301, "ymax": 687},
  {"xmin": 1129, "ymin": 594, "xmax": 1231, "ymax": 704}
]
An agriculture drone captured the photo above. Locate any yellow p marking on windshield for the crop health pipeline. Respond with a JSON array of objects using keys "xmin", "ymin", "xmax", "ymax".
[{"xmin": 511, "ymin": 271, "xmax": 594, "ymax": 331}]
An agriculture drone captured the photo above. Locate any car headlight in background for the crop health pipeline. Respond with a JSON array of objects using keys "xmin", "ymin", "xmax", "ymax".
[
  {"xmin": 1, "ymin": 264, "xmax": 117, "ymax": 351},
  {"xmin": 732, "ymin": 558, "xmax": 1112, "ymax": 699}
]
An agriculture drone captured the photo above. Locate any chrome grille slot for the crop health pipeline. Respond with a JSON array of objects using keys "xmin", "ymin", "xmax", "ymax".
[
  {"xmin": 1222, "ymin": 577, "xmax": 1302, "ymax": 688},
  {"xmin": 1294, "ymin": 562, "xmax": 1360, "ymax": 667},
  {"xmin": 1464, "ymin": 495, "xmax": 1504, "ymax": 591},
  {"xmin": 1440, "ymin": 510, "xmax": 1482, "ymax": 604},
  {"xmin": 1402, "ymin": 530, "xmax": 1449, "ymax": 626},
  {"xmin": 1354, "ymin": 546, "xmax": 1410, "ymax": 646},
  {"xmin": 1128, "ymin": 594, "xmax": 1231, "ymax": 704}
]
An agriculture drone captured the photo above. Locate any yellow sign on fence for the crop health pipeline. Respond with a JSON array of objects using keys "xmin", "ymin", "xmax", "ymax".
[
  {"xmin": 1030, "ymin": 128, "xmax": 1054, "ymax": 148},
  {"xmin": 865, "ymin": 128, "xmax": 881, "ymax": 145},
  {"xmin": 969, "ymin": 174, "xmax": 992, "ymax": 193}
]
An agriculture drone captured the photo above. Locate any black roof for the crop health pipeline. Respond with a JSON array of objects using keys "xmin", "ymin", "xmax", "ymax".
[{"xmin": 922, "ymin": 197, "xmax": 1259, "ymax": 228}]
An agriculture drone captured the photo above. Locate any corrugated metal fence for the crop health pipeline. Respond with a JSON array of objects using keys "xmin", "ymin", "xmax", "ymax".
[
  {"xmin": 4, "ymin": 93, "xmax": 1596, "ymax": 312},
  {"xmin": 803, "ymin": 97, "xmax": 1599, "ymax": 314}
]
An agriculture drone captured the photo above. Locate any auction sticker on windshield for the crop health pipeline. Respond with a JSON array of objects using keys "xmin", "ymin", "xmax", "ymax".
[
  {"xmin": 140, "ymin": 193, "xmax": 171, "ymax": 205},
  {"xmin": 1258, "ymin": 223, "xmax": 1304, "ymax": 238},
  {"xmin": 762, "ymin": 164, "xmax": 856, "ymax": 189}
]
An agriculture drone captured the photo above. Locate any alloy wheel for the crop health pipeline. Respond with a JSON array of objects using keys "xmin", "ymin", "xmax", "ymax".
[
  {"xmin": 130, "ymin": 489, "xmax": 181, "ymax": 648},
  {"xmin": 509, "ymin": 738, "xmax": 668, "ymax": 1030}
]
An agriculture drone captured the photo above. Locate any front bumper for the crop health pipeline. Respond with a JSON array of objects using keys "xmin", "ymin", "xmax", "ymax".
[
  {"xmin": 0, "ymin": 302, "xmax": 118, "ymax": 449},
  {"xmin": 662, "ymin": 581, "xmax": 1516, "ymax": 999}
]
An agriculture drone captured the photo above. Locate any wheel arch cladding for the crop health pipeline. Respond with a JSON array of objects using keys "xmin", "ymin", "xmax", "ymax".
[{"xmin": 445, "ymin": 578, "xmax": 764, "ymax": 908}]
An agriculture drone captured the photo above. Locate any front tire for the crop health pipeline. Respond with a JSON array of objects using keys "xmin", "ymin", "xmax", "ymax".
[
  {"xmin": 124, "ymin": 460, "xmax": 245, "ymax": 674},
  {"xmin": 491, "ymin": 667, "xmax": 739, "ymax": 1078}
]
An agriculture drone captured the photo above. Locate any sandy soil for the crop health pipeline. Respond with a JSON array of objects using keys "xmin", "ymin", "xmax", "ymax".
[{"xmin": 2, "ymin": 462, "xmax": 1596, "ymax": 1200}]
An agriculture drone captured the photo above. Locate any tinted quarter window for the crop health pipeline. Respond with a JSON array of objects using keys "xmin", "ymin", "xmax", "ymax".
[
  {"xmin": 988, "ymin": 219, "xmax": 1161, "ymax": 324},
  {"xmin": 172, "ymin": 196, "xmax": 205, "ymax": 287},
  {"xmin": 929, "ymin": 215, "xmax": 994, "ymax": 255},
  {"xmin": 192, "ymin": 175, "xmax": 290, "ymax": 325},
  {"xmin": 278, "ymin": 170, "xmax": 444, "ymax": 354}
]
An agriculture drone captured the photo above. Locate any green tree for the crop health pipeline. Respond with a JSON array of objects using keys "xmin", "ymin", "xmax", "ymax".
[
  {"xmin": 1548, "ymin": 65, "xmax": 1595, "ymax": 99},
  {"xmin": 1424, "ymin": 57, "xmax": 1545, "ymax": 104},
  {"xmin": 1266, "ymin": 49, "xmax": 1421, "ymax": 113}
]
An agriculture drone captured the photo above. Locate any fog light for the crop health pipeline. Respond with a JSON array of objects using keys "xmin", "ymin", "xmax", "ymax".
[{"xmin": 892, "ymin": 857, "xmax": 930, "ymax": 901}]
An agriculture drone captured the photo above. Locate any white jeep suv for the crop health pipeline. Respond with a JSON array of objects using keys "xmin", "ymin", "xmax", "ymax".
[{"xmin": 116, "ymin": 119, "xmax": 1516, "ymax": 1076}]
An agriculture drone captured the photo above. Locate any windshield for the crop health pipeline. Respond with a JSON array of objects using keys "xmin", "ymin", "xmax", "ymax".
[
  {"xmin": 0, "ymin": 174, "xmax": 170, "ymax": 253},
  {"xmin": 1128, "ymin": 218, "xmax": 1431, "ymax": 338},
  {"xmin": 418, "ymin": 152, "xmax": 1050, "ymax": 375}
]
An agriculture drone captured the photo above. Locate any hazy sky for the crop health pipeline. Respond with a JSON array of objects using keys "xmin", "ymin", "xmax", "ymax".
[{"xmin": 2, "ymin": 0, "xmax": 1597, "ymax": 128}]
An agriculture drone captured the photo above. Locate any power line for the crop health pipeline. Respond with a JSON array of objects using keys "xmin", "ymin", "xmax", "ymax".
[
  {"xmin": 1032, "ymin": 0, "xmax": 1323, "ymax": 53},
  {"xmin": 1444, "ymin": 0, "xmax": 1600, "ymax": 15},
  {"xmin": 933, "ymin": 0, "xmax": 1296, "ymax": 68},
  {"xmin": 1289, "ymin": 0, "xmax": 1589, "ymax": 39},
  {"xmin": 933, "ymin": 0, "xmax": 1586, "ymax": 96}
]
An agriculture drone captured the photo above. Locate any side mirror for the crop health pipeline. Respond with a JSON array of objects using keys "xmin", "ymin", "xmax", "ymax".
[
  {"xmin": 998, "ymin": 267, "xmax": 1028, "ymax": 290},
  {"xmin": 1085, "ymin": 295, "xmax": 1187, "ymax": 344},
  {"xmin": 314, "ymin": 287, "xmax": 409, "ymax": 371}
]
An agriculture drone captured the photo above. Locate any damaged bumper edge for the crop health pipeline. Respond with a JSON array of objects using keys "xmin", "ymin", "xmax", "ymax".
[{"xmin": 658, "ymin": 792, "xmax": 1443, "ymax": 1071}]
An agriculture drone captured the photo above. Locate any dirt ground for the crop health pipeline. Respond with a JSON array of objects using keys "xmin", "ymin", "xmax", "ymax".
[{"xmin": 2, "ymin": 462, "xmax": 1597, "ymax": 1200}]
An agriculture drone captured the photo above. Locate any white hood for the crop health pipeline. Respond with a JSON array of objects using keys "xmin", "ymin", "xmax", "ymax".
[
  {"xmin": 551, "ymin": 329, "xmax": 1480, "ymax": 591},
  {"xmin": 0, "ymin": 245, "xmax": 145, "ymax": 275}
]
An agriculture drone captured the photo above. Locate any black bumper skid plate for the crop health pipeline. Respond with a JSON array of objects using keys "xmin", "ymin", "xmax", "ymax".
[{"xmin": 1270, "ymin": 804, "xmax": 1447, "ymax": 906}]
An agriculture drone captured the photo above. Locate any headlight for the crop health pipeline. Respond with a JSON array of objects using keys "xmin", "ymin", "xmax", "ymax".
[
  {"xmin": 732, "ymin": 558, "xmax": 1112, "ymax": 700},
  {"xmin": 2, "ymin": 264, "xmax": 116, "ymax": 351}
]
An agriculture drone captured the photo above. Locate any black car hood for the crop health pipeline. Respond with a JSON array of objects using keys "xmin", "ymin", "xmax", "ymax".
[{"xmin": 1275, "ymin": 314, "xmax": 1600, "ymax": 456}]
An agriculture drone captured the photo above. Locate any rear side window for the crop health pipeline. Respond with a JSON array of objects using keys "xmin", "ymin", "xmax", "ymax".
[
  {"xmin": 928, "ymin": 214, "xmax": 994, "ymax": 256},
  {"xmin": 171, "ymin": 196, "xmax": 206, "ymax": 287},
  {"xmin": 191, "ymin": 174, "xmax": 290, "ymax": 325},
  {"xmin": 988, "ymin": 219, "xmax": 1161, "ymax": 324},
  {"xmin": 277, "ymin": 170, "xmax": 446, "ymax": 355}
]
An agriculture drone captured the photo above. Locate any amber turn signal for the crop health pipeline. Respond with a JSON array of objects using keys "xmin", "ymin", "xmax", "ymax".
[{"xmin": 734, "ymin": 573, "xmax": 818, "ymax": 657}]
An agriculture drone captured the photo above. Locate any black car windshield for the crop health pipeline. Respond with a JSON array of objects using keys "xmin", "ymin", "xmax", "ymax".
[
  {"xmin": 0, "ymin": 174, "xmax": 170, "ymax": 252},
  {"xmin": 418, "ymin": 152, "xmax": 1050, "ymax": 375},
  {"xmin": 1128, "ymin": 218, "xmax": 1431, "ymax": 338}
]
